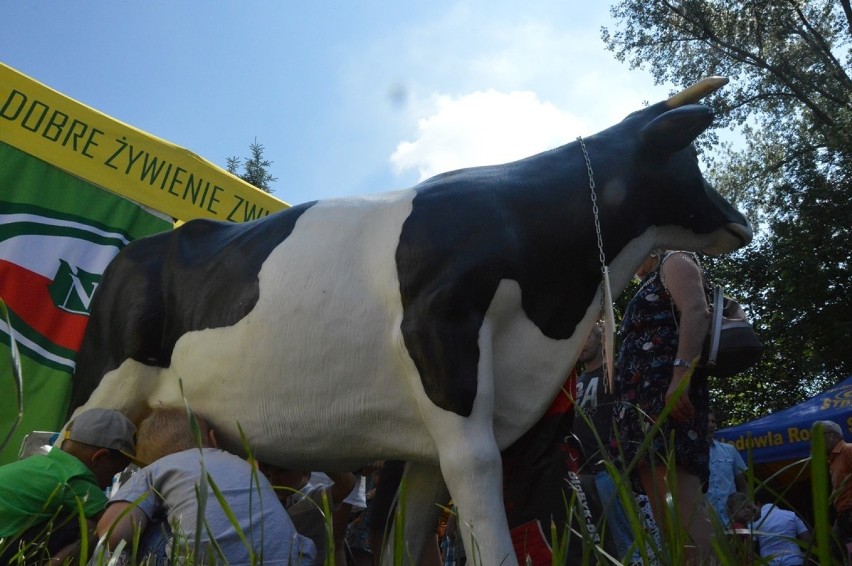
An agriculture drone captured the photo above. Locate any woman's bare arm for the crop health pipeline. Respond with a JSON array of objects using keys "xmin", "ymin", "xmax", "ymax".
[{"xmin": 661, "ymin": 252, "xmax": 711, "ymax": 421}]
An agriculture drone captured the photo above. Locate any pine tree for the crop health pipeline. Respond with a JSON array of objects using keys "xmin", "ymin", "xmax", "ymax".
[{"xmin": 226, "ymin": 139, "xmax": 277, "ymax": 194}]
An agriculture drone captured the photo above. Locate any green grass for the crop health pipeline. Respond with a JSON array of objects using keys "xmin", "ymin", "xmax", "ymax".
[
  {"xmin": 0, "ymin": 426, "xmax": 844, "ymax": 565},
  {"xmin": 1, "ymin": 322, "xmax": 844, "ymax": 565},
  {"xmin": 6, "ymin": 447, "xmax": 822, "ymax": 565}
]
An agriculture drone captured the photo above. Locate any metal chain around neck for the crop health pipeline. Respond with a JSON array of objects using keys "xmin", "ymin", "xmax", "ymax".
[
  {"xmin": 577, "ymin": 136, "xmax": 606, "ymax": 271},
  {"xmin": 576, "ymin": 136, "xmax": 607, "ymax": 287},
  {"xmin": 577, "ymin": 135, "xmax": 613, "ymax": 392}
]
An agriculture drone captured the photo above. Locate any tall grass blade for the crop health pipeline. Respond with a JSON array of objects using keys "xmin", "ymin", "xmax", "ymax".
[
  {"xmin": 393, "ymin": 475, "xmax": 406, "ymax": 566},
  {"xmin": 205, "ymin": 471, "xmax": 252, "ymax": 563},
  {"xmin": 319, "ymin": 487, "xmax": 334, "ymax": 566},
  {"xmin": 0, "ymin": 297, "xmax": 24, "ymax": 455},
  {"xmin": 809, "ymin": 422, "xmax": 833, "ymax": 565},
  {"xmin": 177, "ymin": 379, "xmax": 209, "ymax": 563}
]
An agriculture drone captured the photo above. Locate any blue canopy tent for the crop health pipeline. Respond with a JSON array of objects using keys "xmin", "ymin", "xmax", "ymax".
[
  {"xmin": 714, "ymin": 377, "xmax": 852, "ymax": 524},
  {"xmin": 716, "ymin": 376, "xmax": 852, "ymax": 464}
]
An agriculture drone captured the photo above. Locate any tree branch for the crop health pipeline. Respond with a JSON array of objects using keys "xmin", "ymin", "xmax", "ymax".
[
  {"xmin": 658, "ymin": 0, "xmax": 838, "ymax": 126},
  {"xmin": 788, "ymin": 0, "xmax": 852, "ymax": 93},
  {"xmin": 840, "ymin": 0, "xmax": 852, "ymax": 37}
]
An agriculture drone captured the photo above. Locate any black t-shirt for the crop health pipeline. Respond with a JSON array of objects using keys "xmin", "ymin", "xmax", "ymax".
[{"xmin": 574, "ymin": 367, "xmax": 617, "ymax": 470}]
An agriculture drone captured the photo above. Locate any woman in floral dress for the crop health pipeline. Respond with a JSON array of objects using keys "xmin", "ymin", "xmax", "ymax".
[{"xmin": 611, "ymin": 250, "xmax": 714, "ymax": 563}]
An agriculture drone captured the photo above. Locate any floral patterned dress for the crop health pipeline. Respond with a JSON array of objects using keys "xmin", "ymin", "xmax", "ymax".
[{"xmin": 611, "ymin": 253, "xmax": 712, "ymax": 488}]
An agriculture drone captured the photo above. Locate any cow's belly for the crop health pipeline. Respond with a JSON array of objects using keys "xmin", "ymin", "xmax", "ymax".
[
  {"xmin": 486, "ymin": 279, "xmax": 595, "ymax": 448},
  {"xmin": 148, "ymin": 191, "xmax": 438, "ymax": 468}
]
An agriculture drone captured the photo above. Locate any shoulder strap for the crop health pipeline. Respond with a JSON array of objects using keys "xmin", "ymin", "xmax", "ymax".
[
  {"xmin": 706, "ymin": 284, "xmax": 724, "ymax": 367},
  {"xmin": 658, "ymin": 251, "xmax": 701, "ymax": 293}
]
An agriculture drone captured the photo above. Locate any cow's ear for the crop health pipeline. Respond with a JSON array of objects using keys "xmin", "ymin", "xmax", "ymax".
[{"xmin": 639, "ymin": 105, "xmax": 714, "ymax": 155}]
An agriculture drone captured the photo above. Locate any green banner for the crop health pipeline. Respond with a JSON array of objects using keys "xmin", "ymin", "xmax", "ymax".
[{"xmin": 0, "ymin": 142, "xmax": 173, "ymax": 463}]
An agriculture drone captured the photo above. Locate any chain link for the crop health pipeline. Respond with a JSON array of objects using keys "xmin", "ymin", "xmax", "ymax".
[
  {"xmin": 576, "ymin": 136, "xmax": 612, "ymax": 392},
  {"xmin": 577, "ymin": 136, "xmax": 606, "ymax": 270}
]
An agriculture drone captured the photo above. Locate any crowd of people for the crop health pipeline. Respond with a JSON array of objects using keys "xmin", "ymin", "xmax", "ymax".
[{"xmin": 0, "ymin": 249, "xmax": 850, "ymax": 565}]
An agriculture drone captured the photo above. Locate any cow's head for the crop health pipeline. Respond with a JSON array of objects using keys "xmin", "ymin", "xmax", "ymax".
[{"xmin": 589, "ymin": 77, "xmax": 752, "ymax": 260}]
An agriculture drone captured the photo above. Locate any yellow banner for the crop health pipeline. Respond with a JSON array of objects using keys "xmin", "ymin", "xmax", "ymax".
[{"xmin": 0, "ymin": 62, "xmax": 288, "ymax": 222}]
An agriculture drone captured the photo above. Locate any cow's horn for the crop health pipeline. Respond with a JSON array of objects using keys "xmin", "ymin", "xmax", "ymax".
[{"xmin": 666, "ymin": 76, "xmax": 729, "ymax": 108}]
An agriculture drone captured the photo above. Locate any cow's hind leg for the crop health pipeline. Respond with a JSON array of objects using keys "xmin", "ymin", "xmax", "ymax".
[{"xmin": 381, "ymin": 461, "xmax": 449, "ymax": 566}]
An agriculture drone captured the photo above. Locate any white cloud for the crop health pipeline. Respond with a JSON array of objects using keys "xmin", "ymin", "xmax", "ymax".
[
  {"xmin": 335, "ymin": 0, "xmax": 677, "ymax": 197},
  {"xmin": 373, "ymin": 2, "xmax": 675, "ymax": 186},
  {"xmin": 390, "ymin": 89, "xmax": 588, "ymax": 181}
]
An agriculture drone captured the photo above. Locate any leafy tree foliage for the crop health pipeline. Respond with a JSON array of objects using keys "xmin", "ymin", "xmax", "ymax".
[
  {"xmin": 603, "ymin": 0, "xmax": 851, "ymax": 423},
  {"xmin": 226, "ymin": 140, "xmax": 277, "ymax": 193}
]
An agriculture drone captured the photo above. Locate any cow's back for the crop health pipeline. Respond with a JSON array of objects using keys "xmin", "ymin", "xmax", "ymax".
[
  {"xmin": 75, "ymin": 189, "xmax": 446, "ymax": 468},
  {"xmin": 71, "ymin": 201, "xmax": 314, "ymax": 410}
]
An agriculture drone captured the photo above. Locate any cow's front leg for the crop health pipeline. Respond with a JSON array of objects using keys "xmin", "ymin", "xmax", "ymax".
[
  {"xmin": 438, "ymin": 426, "xmax": 516, "ymax": 566},
  {"xmin": 417, "ymin": 323, "xmax": 518, "ymax": 566}
]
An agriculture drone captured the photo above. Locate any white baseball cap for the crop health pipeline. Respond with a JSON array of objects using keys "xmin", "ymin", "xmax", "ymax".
[{"xmin": 64, "ymin": 408, "xmax": 136, "ymax": 455}]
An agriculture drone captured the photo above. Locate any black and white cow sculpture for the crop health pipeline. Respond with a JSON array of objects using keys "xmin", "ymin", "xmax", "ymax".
[{"xmin": 70, "ymin": 77, "xmax": 751, "ymax": 565}]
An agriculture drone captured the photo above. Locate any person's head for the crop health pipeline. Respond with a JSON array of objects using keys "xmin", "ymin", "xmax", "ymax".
[
  {"xmin": 708, "ymin": 411, "xmax": 718, "ymax": 437},
  {"xmin": 257, "ymin": 462, "xmax": 311, "ymax": 504},
  {"xmin": 579, "ymin": 322, "xmax": 603, "ymax": 365},
  {"xmin": 134, "ymin": 407, "xmax": 216, "ymax": 465},
  {"xmin": 814, "ymin": 420, "xmax": 843, "ymax": 453},
  {"xmin": 61, "ymin": 408, "xmax": 136, "ymax": 488},
  {"xmin": 726, "ymin": 491, "xmax": 759, "ymax": 525}
]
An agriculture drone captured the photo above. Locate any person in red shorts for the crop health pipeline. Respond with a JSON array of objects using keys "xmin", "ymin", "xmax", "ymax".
[
  {"xmin": 815, "ymin": 419, "xmax": 852, "ymax": 564},
  {"xmin": 501, "ymin": 367, "xmax": 605, "ymax": 565}
]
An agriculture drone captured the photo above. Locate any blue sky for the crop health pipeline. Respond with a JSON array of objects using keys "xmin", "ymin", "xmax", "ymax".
[{"xmin": 1, "ymin": 1, "xmax": 673, "ymax": 206}]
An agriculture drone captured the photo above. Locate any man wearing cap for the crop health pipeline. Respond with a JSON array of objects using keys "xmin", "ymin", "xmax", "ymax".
[
  {"xmin": 0, "ymin": 408, "xmax": 135, "ymax": 564},
  {"xmin": 814, "ymin": 419, "xmax": 852, "ymax": 564}
]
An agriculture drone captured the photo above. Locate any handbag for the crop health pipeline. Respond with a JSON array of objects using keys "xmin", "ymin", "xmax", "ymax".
[{"xmin": 702, "ymin": 284, "xmax": 763, "ymax": 377}]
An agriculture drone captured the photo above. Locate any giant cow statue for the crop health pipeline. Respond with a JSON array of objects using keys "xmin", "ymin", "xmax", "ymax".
[{"xmin": 69, "ymin": 77, "xmax": 751, "ymax": 565}]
